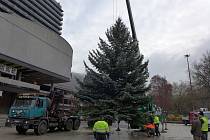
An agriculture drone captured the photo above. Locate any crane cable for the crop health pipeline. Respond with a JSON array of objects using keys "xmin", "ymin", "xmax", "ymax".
[
  {"xmin": 113, "ymin": 0, "xmax": 115, "ymax": 23},
  {"xmin": 113, "ymin": 0, "xmax": 119, "ymax": 23},
  {"xmin": 116, "ymin": 0, "xmax": 118, "ymax": 20}
]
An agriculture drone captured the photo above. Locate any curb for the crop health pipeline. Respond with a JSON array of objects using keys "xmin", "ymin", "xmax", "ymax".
[{"xmin": 166, "ymin": 121, "xmax": 183, "ymax": 124}]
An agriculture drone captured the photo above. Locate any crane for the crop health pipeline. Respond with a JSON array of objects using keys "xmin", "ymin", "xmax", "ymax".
[{"xmin": 125, "ymin": 0, "xmax": 137, "ymax": 41}]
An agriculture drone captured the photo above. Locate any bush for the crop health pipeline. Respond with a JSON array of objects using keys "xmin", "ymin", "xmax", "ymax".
[{"xmin": 167, "ymin": 114, "xmax": 182, "ymax": 121}]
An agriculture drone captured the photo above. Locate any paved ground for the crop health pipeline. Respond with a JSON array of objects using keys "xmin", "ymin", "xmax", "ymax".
[
  {"xmin": 0, "ymin": 122, "xmax": 197, "ymax": 140},
  {"xmin": 0, "ymin": 114, "xmax": 7, "ymax": 127}
]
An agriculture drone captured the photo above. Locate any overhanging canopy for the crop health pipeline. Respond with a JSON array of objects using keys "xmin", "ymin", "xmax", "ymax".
[{"xmin": 0, "ymin": 76, "xmax": 40, "ymax": 93}]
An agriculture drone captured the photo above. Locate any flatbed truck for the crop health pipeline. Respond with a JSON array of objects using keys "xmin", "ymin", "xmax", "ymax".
[{"xmin": 6, "ymin": 91, "xmax": 80, "ymax": 135}]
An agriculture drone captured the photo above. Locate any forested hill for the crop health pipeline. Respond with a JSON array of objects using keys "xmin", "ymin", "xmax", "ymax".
[{"xmin": 55, "ymin": 72, "xmax": 85, "ymax": 92}]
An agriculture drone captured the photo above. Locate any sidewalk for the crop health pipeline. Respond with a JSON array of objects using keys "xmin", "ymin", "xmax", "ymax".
[
  {"xmin": 0, "ymin": 114, "xmax": 7, "ymax": 127},
  {"xmin": 0, "ymin": 123, "xmax": 195, "ymax": 140},
  {"xmin": 162, "ymin": 123, "xmax": 192, "ymax": 140}
]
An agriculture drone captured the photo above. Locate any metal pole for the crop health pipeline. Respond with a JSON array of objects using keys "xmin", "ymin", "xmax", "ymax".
[
  {"xmin": 125, "ymin": 0, "xmax": 137, "ymax": 41},
  {"xmin": 184, "ymin": 54, "xmax": 192, "ymax": 91}
]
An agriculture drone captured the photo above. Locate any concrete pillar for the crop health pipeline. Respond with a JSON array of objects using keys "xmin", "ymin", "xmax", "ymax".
[
  {"xmin": 17, "ymin": 71, "xmax": 22, "ymax": 81},
  {"xmin": 50, "ymin": 83, "xmax": 54, "ymax": 92}
]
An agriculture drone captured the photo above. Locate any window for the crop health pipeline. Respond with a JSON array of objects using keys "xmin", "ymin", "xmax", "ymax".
[
  {"xmin": 64, "ymin": 99, "xmax": 68, "ymax": 104},
  {"xmin": 38, "ymin": 99, "xmax": 43, "ymax": 108}
]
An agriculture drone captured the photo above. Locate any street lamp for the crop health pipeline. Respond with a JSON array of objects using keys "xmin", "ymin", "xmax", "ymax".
[{"xmin": 184, "ymin": 54, "xmax": 193, "ymax": 91}]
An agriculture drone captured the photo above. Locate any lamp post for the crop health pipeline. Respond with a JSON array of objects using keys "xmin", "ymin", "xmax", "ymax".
[{"xmin": 184, "ymin": 54, "xmax": 193, "ymax": 91}]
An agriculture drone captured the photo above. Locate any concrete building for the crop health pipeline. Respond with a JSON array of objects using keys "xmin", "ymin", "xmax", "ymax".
[
  {"xmin": 0, "ymin": 0, "xmax": 63, "ymax": 34},
  {"xmin": 0, "ymin": 0, "xmax": 73, "ymax": 113}
]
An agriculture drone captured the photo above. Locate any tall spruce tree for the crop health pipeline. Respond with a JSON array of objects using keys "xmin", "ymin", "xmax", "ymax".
[{"xmin": 77, "ymin": 18, "xmax": 149, "ymax": 127}]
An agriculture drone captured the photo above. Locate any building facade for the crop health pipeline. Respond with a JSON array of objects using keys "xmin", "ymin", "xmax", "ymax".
[
  {"xmin": 0, "ymin": 0, "xmax": 63, "ymax": 34},
  {"xmin": 0, "ymin": 0, "xmax": 73, "ymax": 113}
]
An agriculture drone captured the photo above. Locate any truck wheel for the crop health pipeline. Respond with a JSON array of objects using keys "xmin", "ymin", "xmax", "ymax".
[
  {"xmin": 34, "ymin": 120, "xmax": 48, "ymax": 135},
  {"xmin": 87, "ymin": 120, "xmax": 93, "ymax": 128},
  {"xmin": 146, "ymin": 129, "xmax": 151, "ymax": 137},
  {"xmin": 73, "ymin": 119, "xmax": 80, "ymax": 130},
  {"xmin": 184, "ymin": 120, "xmax": 188, "ymax": 126},
  {"xmin": 87, "ymin": 120, "xmax": 96, "ymax": 128},
  {"xmin": 16, "ymin": 126, "xmax": 27, "ymax": 134},
  {"xmin": 64, "ymin": 119, "xmax": 73, "ymax": 131},
  {"xmin": 130, "ymin": 122, "xmax": 139, "ymax": 129}
]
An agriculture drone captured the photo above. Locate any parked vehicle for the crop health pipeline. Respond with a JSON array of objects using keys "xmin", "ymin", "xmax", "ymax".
[
  {"xmin": 5, "ymin": 91, "xmax": 80, "ymax": 135},
  {"xmin": 182, "ymin": 111, "xmax": 198, "ymax": 125},
  {"xmin": 182, "ymin": 108, "xmax": 210, "ymax": 129}
]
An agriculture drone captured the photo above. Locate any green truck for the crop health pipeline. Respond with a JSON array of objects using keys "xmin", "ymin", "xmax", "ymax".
[
  {"xmin": 129, "ymin": 100, "xmax": 156, "ymax": 129},
  {"xmin": 86, "ymin": 98, "xmax": 155, "ymax": 129}
]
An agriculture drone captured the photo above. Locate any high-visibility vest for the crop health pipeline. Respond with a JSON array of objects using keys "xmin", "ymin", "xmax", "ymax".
[
  {"xmin": 154, "ymin": 116, "xmax": 160, "ymax": 124},
  {"xmin": 93, "ymin": 121, "xmax": 110, "ymax": 133},
  {"xmin": 201, "ymin": 116, "xmax": 208, "ymax": 132}
]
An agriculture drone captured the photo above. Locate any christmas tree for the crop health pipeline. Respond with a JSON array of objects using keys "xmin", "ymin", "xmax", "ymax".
[{"xmin": 77, "ymin": 18, "xmax": 150, "ymax": 128}]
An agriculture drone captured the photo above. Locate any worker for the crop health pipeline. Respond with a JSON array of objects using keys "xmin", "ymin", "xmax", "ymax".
[
  {"xmin": 154, "ymin": 114, "xmax": 161, "ymax": 136},
  {"xmin": 164, "ymin": 111, "xmax": 168, "ymax": 130},
  {"xmin": 160, "ymin": 112, "xmax": 165, "ymax": 132},
  {"xmin": 191, "ymin": 114, "xmax": 202, "ymax": 140},
  {"xmin": 199, "ymin": 111, "xmax": 208, "ymax": 140},
  {"xmin": 148, "ymin": 112, "xmax": 154, "ymax": 124},
  {"xmin": 93, "ymin": 117, "xmax": 110, "ymax": 140}
]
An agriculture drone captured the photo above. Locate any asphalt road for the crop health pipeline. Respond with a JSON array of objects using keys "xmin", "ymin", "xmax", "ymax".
[{"xmin": 0, "ymin": 122, "xmax": 196, "ymax": 140}]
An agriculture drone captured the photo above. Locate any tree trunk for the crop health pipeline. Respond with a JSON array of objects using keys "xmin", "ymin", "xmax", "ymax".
[{"xmin": 116, "ymin": 120, "xmax": 120, "ymax": 131}]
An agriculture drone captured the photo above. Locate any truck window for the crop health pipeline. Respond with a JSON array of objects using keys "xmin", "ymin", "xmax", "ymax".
[
  {"xmin": 14, "ymin": 99, "xmax": 34, "ymax": 107},
  {"xmin": 38, "ymin": 99, "xmax": 43, "ymax": 108}
]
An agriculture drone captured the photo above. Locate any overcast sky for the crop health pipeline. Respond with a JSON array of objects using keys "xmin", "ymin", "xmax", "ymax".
[{"xmin": 57, "ymin": 0, "xmax": 210, "ymax": 83}]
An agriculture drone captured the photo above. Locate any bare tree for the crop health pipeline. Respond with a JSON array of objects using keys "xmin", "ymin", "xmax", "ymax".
[
  {"xmin": 171, "ymin": 79, "xmax": 210, "ymax": 114},
  {"xmin": 193, "ymin": 51, "xmax": 210, "ymax": 92},
  {"xmin": 150, "ymin": 75, "xmax": 172, "ymax": 111},
  {"xmin": 172, "ymin": 82, "xmax": 189, "ymax": 96},
  {"xmin": 172, "ymin": 82, "xmax": 190, "ymax": 114}
]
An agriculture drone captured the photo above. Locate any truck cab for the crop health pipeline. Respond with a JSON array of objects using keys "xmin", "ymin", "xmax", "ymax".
[
  {"xmin": 8, "ymin": 95, "xmax": 48, "ymax": 119},
  {"xmin": 6, "ymin": 94, "xmax": 49, "ymax": 134},
  {"xmin": 182, "ymin": 111, "xmax": 205, "ymax": 125},
  {"xmin": 6, "ymin": 92, "xmax": 80, "ymax": 135}
]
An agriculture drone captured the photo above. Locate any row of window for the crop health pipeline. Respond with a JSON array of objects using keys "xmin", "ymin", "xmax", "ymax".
[{"xmin": 0, "ymin": 0, "xmax": 63, "ymax": 34}]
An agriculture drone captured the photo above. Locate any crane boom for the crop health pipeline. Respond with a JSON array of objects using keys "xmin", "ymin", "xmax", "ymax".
[{"xmin": 126, "ymin": 0, "xmax": 137, "ymax": 41}]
